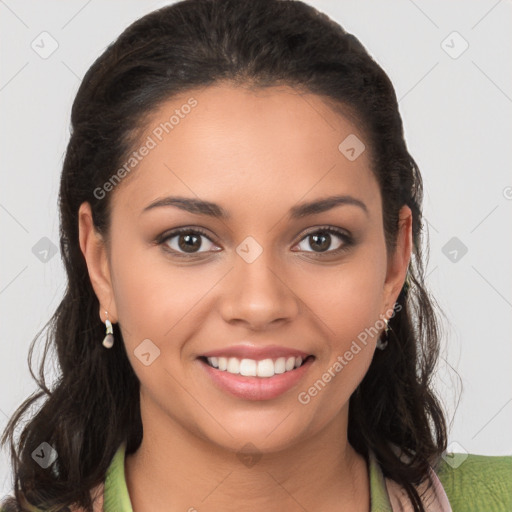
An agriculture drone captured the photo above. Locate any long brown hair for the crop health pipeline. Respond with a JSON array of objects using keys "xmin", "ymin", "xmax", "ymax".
[{"xmin": 1, "ymin": 1, "xmax": 448, "ymax": 510}]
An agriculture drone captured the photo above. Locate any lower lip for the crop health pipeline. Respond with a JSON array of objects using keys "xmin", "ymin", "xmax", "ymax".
[{"xmin": 198, "ymin": 357, "xmax": 314, "ymax": 401}]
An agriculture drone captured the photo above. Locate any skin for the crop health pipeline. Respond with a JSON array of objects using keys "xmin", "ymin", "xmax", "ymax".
[{"xmin": 79, "ymin": 84, "xmax": 412, "ymax": 511}]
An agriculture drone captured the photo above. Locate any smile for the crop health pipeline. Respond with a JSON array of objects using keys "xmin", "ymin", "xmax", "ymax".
[
  {"xmin": 197, "ymin": 355, "xmax": 315, "ymax": 401},
  {"xmin": 202, "ymin": 355, "xmax": 312, "ymax": 378}
]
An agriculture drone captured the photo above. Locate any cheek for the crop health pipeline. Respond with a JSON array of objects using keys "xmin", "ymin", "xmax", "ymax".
[
  {"xmin": 109, "ymin": 239, "xmax": 217, "ymax": 351},
  {"xmin": 293, "ymin": 252, "xmax": 385, "ymax": 411},
  {"xmin": 303, "ymin": 254, "xmax": 386, "ymax": 340},
  {"xmin": 109, "ymin": 242, "xmax": 163, "ymax": 338}
]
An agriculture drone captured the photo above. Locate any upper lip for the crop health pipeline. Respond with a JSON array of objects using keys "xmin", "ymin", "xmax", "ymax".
[{"xmin": 200, "ymin": 344, "xmax": 312, "ymax": 361}]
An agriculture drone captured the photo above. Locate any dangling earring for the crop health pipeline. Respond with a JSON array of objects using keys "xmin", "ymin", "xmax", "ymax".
[
  {"xmin": 102, "ymin": 310, "xmax": 114, "ymax": 349},
  {"xmin": 376, "ymin": 318, "xmax": 390, "ymax": 350}
]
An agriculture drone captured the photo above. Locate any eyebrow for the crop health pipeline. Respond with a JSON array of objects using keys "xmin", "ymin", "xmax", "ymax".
[{"xmin": 140, "ymin": 194, "xmax": 368, "ymax": 219}]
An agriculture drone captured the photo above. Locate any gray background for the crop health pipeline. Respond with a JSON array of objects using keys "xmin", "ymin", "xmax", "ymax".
[{"xmin": 1, "ymin": 0, "xmax": 511, "ymax": 496}]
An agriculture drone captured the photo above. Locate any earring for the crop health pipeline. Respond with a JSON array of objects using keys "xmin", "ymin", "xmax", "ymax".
[
  {"xmin": 376, "ymin": 318, "xmax": 390, "ymax": 350},
  {"xmin": 102, "ymin": 310, "xmax": 114, "ymax": 349}
]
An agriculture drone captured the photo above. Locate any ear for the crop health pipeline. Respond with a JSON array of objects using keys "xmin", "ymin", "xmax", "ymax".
[
  {"xmin": 78, "ymin": 201, "xmax": 118, "ymax": 323},
  {"xmin": 382, "ymin": 205, "xmax": 413, "ymax": 313}
]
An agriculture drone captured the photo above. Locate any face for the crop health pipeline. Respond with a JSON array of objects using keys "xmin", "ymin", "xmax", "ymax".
[{"xmin": 79, "ymin": 84, "xmax": 411, "ymax": 455}]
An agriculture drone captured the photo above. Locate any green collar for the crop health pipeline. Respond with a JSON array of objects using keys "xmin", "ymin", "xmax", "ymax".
[{"xmin": 104, "ymin": 442, "xmax": 393, "ymax": 511}]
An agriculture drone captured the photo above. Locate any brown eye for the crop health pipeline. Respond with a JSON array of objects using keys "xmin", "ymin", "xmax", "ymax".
[
  {"xmin": 308, "ymin": 232, "xmax": 332, "ymax": 252},
  {"xmin": 161, "ymin": 228, "xmax": 220, "ymax": 255},
  {"xmin": 177, "ymin": 232, "xmax": 202, "ymax": 253},
  {"xmin": 295, "ymin": 227, "xmax": 352, "ymax": 254}
]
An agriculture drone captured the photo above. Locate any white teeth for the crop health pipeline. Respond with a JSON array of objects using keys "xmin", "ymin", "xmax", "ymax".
[
  {"xmin": 205, "ymin": 355, "xmax": 307, "ymax": 377},
  {"xmin": 227, "ymin": 357, "xmax": 240, "ymax": 374},
  {"xmin": 239, "ymin": 359, "xmax": 257, "ymax": 376},
  {"xmin": 257, "ymin": 359, "xmax": 275, "ymax": 377},
  {"xmin": 274, "ymin": 357, "xmax": 286, "ymax": 374}
]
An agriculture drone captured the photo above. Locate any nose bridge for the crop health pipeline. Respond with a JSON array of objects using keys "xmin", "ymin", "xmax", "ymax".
[{"xmin": 221, "ymin": 234, "xmax": 299, "ymax": 327}]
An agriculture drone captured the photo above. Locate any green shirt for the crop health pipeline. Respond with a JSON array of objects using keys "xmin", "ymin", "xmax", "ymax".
[
  {"xmin": 3, "ymin": 442, "xmax": 511, "ymax": 511},
  {"xmin": 102, "ymin": 442, "xmax": 511, "ymax": 511}
]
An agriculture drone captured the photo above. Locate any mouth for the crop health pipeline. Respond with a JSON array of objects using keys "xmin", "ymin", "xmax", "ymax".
[
  {"xmin": 198, "ymin": 354, "xmax": 315, "ymax": 378},
  {"xmin": 197, "ymin": 353, "xmax": 315, "ymax": 400}
]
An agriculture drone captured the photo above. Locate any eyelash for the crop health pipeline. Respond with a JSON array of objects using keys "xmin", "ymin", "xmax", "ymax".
[{"xmin": 156, "ymin": 225, "xmax": 354, "ymax": 259}]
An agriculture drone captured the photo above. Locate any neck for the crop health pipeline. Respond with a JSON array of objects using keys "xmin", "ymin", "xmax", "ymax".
[{"xmin": 125, "ymin": 398, "xmax": 370, "ymax": 512}]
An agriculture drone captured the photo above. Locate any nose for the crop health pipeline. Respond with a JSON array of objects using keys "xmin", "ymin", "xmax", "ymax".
[{"xmin": 219, "ymin": 248, "xmax": 300, "ymax": 331}]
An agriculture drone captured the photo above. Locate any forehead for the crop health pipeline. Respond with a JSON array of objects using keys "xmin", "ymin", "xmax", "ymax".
[{"xmin": 110, "ymin": 84, "xmax": 379, "ymax": 219}]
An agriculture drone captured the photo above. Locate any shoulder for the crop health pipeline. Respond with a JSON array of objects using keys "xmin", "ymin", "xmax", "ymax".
[{"xmin": 434, "ymin": 453, "xmax": 512, "ymax": 512}]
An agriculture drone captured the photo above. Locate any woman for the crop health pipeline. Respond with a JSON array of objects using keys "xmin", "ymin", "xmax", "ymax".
[{"xmin": 1, "ymin": 0, "xmax": 510, "ymax": 511}]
